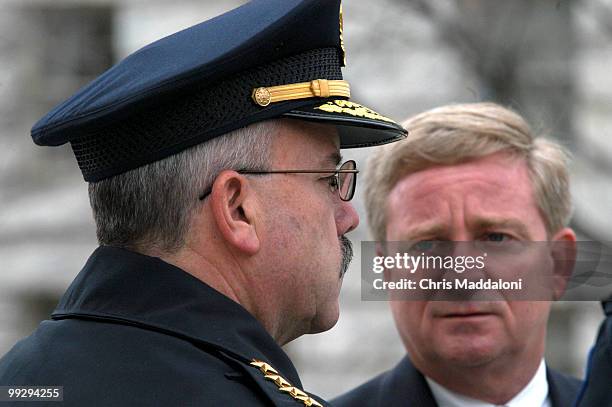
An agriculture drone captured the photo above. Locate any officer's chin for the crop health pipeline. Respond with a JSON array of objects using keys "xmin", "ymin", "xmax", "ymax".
[{"xmin": 309, "ymin": 303, "xmax": 341, "ymax": 334}]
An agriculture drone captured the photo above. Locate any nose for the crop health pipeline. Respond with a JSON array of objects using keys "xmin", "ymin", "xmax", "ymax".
[{"xmin": 336, "ymin": 200, "xmax": 360, "ymax": 235}]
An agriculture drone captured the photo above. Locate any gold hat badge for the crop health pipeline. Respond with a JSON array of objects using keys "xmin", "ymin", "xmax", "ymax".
[
  {"xmin": 339, "ymin": 3, "xmax": 346, "ymax": 66},
  {"xmin": 250, "ymin": 359, "xmax": 323, "ymax": 407}
]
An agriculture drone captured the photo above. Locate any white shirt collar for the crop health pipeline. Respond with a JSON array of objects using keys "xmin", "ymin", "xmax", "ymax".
[{"xmin": 425, "ymin": 359, "xmax": 550, "ymax": 407}]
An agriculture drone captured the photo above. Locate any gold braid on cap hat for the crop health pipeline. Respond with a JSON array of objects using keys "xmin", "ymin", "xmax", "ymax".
[{"xmin": 252, "ymin": 79, "xmax": 350, "ymax": 107}]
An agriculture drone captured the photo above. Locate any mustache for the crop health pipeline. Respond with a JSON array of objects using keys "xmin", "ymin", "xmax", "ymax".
[{"xmin": 339, "ymin": 235, "xmax": 354, "ymax": 278}]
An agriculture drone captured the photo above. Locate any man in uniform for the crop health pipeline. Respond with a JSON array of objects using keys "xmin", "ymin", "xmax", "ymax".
[
  {"xmin": 334, "ymin": 103, "xmax": 581, "ymax": 407},
  {"xmin": 0, "ymin": 1, "xmax": 405, "ymax": 405}
]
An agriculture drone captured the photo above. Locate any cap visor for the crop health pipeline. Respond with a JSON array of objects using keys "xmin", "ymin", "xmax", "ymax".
[{"xmin": 282, "ymin": 99, "xmax": 407, "ymax": 148}]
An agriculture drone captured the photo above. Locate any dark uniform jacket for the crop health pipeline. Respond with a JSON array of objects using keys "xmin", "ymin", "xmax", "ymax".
[
  {"xmin": 332, "ymin": 356, "xmax": 582, "ymax": 407},
  {"xmin": 0, "ymin": 246, "xmax": 327, "ymax": 406},
  {"xmin": 576, "ymin": 300, "xmax": 612, "ymax": 407}
]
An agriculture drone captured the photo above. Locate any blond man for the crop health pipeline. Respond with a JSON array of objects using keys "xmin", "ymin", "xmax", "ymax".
[{"xmin": 334, "ymin": 103, "xmax": 581, "ymax": 407}]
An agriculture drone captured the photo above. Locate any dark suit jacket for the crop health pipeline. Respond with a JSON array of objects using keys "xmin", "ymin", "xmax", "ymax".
[
  {"xmin": 333, "ymin": 356, "xmax": 582, "ymax": 407},
  {"xmin": 576, "ymin": 300, "xmax": 612, "ymax": 407},
  {"xmin": 0, "ymin": 246, "xmax": 327, "ymax": 406}
]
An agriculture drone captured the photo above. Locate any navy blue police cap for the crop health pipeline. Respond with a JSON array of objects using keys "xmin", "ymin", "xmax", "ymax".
[{"xmin": 31, "ymin": 0, "xmax": 407, "ymax": 182}]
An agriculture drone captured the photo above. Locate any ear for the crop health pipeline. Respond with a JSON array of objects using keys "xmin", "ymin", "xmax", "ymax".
[
  {"xmin": 550, "ymin": 227, "xmax": 577, "ymax": 300},
  {"xmin": 209, "ymin": 170, "xmax": 260, "ymax": 255}
]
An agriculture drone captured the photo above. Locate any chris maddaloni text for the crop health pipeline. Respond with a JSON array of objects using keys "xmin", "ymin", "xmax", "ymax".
[{"xmin": 373, "ymin": 278, "xmax": 524, "ymax": 291}]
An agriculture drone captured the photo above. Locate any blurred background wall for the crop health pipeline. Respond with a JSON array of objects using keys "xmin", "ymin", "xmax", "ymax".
[{"xmin": 0, "ymin": 0, "xmax": 610, "ymax": 399}]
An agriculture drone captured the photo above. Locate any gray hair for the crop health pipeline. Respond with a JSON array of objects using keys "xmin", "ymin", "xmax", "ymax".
[
  {"xmin": 89, "ymin": 120, "xmax": 278, "ymax": 253},
  {"xmin": 364, "ymin": 103, "xmax": 573, "ymax": 241}
]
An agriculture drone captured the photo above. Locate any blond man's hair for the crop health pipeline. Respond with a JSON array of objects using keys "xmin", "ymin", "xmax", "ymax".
[{"xmin": 364, "ymin": 102, "xmax": 572, "ymax": 241}]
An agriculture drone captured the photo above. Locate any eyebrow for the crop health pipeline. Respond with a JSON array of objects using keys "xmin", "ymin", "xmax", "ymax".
[
  {"xmin": 397, "ymin": 218, "xmax": 531, "ymax": 240},
  {"xmin": 470, "ymin": 217, "xmax": 531, "ymax": 237},
  {"xmin": 399, "ymin": 223, "xmax": 447, "ymax": 241},
  {"xmin": 321, "ymin": 151, "xmax": 342, "ymax": 168}
]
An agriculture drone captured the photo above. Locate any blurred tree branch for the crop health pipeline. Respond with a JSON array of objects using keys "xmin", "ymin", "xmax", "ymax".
[
  {"xmin": 583, "ymin": 0, "xmax": 612, "ymax": 36},
  {"xmin": 397, "ymin": 0, "xmax": 528, "ymax": 104},
  {"xmin": 392, "ymin": 0, "xmax": 612, "ymax": 175}
]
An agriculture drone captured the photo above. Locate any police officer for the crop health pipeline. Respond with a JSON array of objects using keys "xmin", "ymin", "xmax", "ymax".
[{"xmin": 0, "ymin": 1, "xmax": 406, "ymax": 405}]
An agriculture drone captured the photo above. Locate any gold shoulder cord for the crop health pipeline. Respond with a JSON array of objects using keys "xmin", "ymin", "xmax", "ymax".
[
  {"xmin": 252, "ymin": 79, "xmax": 350, "ymax": 107},
  {"xmin": 250, "ymin": 359, "xmax": 324, "ymax": 407}
]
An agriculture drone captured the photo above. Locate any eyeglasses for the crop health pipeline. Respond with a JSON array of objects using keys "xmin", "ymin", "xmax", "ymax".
[{"xmin": 198, "ymin": 160, "xmax": 358, "ymax": 201}]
